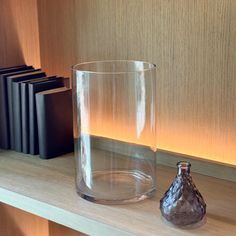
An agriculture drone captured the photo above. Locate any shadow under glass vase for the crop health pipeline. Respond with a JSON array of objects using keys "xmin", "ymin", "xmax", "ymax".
[
  {"xmin": 72, "ymin": 60, "xmax": 157, "ymax": 204},
  {"xmin": 160, "ymin": 161, "xmax": 206, "ymax": 226}
]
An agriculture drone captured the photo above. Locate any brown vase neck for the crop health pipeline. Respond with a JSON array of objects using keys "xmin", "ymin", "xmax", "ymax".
[{"xmin": 177, "ymin": 161, "xmax": 191, "ymax": 175}]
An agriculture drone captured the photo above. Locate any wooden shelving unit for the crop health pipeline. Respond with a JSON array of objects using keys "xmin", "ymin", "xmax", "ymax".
[
  {"xmin": 1, "ymin": 1, "xmax": 236, "ymax": 235},
  {"xmin": 0, "ymin": 149, "xmax": 235, "ymax": 235},
  {"xmin": 2, "ymin": 0, "xmax": 236, "ymax": 166}
]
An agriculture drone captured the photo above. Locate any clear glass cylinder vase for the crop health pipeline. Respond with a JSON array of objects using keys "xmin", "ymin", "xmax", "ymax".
[{"xmin": 72, "ymin": 60, "xmax": 156, "ymax": 204}]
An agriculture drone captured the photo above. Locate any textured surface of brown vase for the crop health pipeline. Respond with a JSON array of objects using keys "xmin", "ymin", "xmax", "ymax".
[{"xmin": 160, "ymin": 161, "xmax": 206, "ymax": 226}]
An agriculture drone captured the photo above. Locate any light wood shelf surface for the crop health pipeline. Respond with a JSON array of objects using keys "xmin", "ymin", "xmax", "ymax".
[{"xmin": 0, "ymin": 149, "xmax": 235, "ymax": 236}]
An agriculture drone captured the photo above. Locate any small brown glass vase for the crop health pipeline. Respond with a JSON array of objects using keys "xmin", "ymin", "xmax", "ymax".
[{"xmin": 160, "ymin": 161, "xmax": 206, "ymax": 226}]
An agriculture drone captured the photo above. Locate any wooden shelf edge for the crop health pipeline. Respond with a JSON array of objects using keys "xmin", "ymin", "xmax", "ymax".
[
  {"xmin": 0, "ymin": 187, "xmax": 131, "ymax": 236},
  {"xmin": 0, "ymin": 150, "xmax": 235, "ymax": 236}
]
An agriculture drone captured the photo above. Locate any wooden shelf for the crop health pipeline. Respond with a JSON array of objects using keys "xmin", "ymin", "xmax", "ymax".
[{"xmin": 0, "ymin": 149, "xmax": 235, "ymax": 236}]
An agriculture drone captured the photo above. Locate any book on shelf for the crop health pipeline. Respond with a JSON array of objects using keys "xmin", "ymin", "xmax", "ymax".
[
  {"xmin": 0, "ymin": 65, "xmax": 34, "ymax": 149},
  {"xmin": 28, "ymin": 78, "xmax": 65, "ymax": 155},
  {"xmin": 36, "ymin": 87, "xmax": 73, "ymax": 159},
  {"xmin": 20, "ymin": 76, "xmax": 57, "ymax": 154},
  {"xmin": 8, "ymin": 70, "xmax": 46, "ymax": 151},
  {"xmin": 0, "ymin": 65, "xmax": 27, "ymax": 72}
]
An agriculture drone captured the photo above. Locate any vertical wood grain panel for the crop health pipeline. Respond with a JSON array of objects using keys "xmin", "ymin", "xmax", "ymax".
[
  {"xmin": 37, "ymin": 0, "xmax": 76, "ymax": 78},
  {"xmin": 153, "ymin": 0, "xmax": 236, "ymax": 165},
  {"xmin": 0, "ymin": 204, "xmax": 85, "ymax": 236},
  {"xmin": 0, "ymin": 203, "xmax": 49, "ymax": 236},
  {"xmin": 49, "ymin": 222, "xmax": 86, "ymax": 236},
  {"xmin": 38, "ymin": 0, "xmax": 236, "ymax": 166},
  {"xmin": 0, "ymin": 0, "xmax": 40, "ymax": 68}
]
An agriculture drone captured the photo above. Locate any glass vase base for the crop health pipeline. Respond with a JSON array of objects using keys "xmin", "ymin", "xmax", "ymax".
[{"xmin": 76, "ymin": 170, "xmax": 156, "ymax": 204}]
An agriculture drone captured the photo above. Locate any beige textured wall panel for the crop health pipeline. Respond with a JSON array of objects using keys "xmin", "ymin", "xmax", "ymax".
[
  {"xmin": 0, "ymin": 0, "xmax": 40, "ymax": 68},
  {"xmin": 38, "ymin": 0, "xmax": 236, "ymax": 166}
]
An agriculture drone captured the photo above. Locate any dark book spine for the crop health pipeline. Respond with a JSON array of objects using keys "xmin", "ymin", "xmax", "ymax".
[
  {"xmin": 3, "ymin": 66, "xmax": 34, "ymax": 149},
  {"xmin": 0, "ymin": 78, "xmax": 10, "ymax": 149},
  {"xmin": 12, "ymin": 82, "xmax": 22, "ymax": 152},
  {"xmin": 35, "ymin": 95, "xmax": 47, "ymax": 158},
  {"xmin": 21, "ymin": 83, "xmax": 29, "ymax": 154},
  {"xmin": 28, "ymin": 80, "xmax": 64, "ymax": 155},
  {"xmin": 29, "ymin": 85, "xmax": 38, "ymax": 155},
  {"xmin": 7, "ymin": 78, "xmax": 15, "ymax": 149},
  {"xmin": 36, "ymin": 90, "xmax": 73, "ymax": 159}
]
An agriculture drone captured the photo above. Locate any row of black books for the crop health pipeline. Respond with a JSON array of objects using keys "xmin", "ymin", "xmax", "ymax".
[{"xmin": 0, "ymin": 65, "xmax": 73, "ymax": 159}]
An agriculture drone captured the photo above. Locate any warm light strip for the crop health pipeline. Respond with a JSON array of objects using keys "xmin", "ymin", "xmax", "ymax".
[{"xmin": 84, "ymin": 128, "xmax": 236, "ymax": 167}]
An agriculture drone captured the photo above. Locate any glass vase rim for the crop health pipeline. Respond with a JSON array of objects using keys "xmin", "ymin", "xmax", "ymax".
[{"xmin": 72, "ymin": 60, "xmax": 157, "ymax": 75}]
